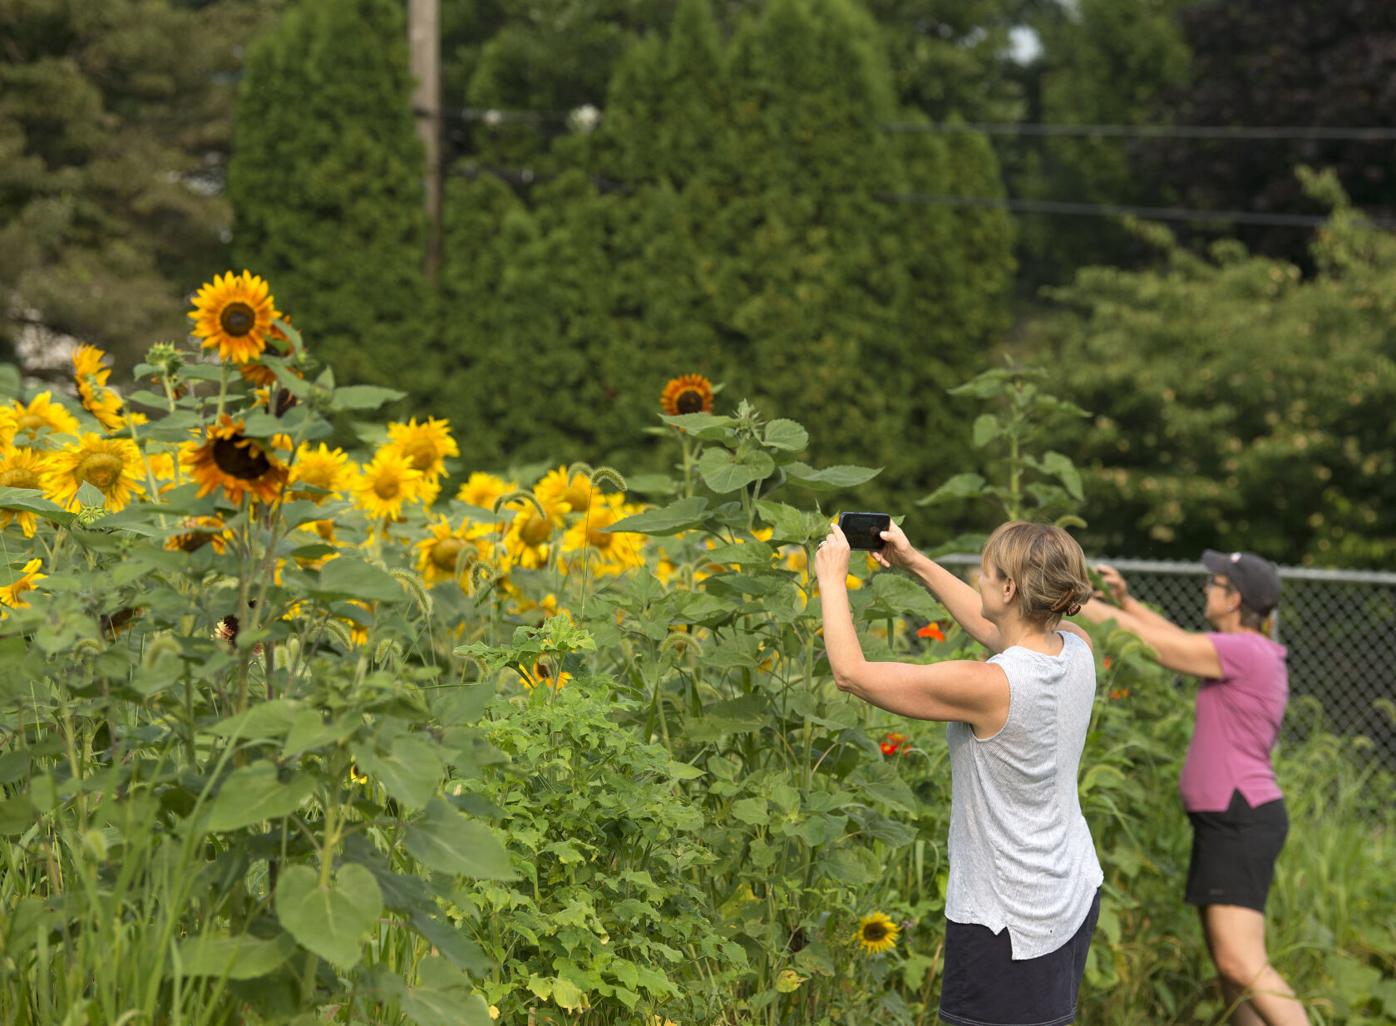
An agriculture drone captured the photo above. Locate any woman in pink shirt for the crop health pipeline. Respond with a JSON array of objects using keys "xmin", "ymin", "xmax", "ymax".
[{"xmin": 1079, "ymin": 550, "xmax": 1308, "ymax": 1026}]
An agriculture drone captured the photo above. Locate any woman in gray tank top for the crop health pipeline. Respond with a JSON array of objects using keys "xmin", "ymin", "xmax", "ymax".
[{"xmin": 815, "ymin": 519, "xmax": 1103, "ymax": 1026}]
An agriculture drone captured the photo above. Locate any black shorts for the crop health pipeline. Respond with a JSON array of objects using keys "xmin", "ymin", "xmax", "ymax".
[
  {"xmin": 939, "ymin": 889, "xmax": 1100, "ymax": 1026},
  {"xmin": 1185, "ymin": 790, "xmax": 1288, "ymax": 912}
]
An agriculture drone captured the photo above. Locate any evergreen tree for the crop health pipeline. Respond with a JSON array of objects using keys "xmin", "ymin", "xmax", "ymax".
[
  {"xmin": 1013, "ymin": 0, "xmax": 1190, "ymax": 287},
  {"xmin": 0, "ymin": 0, "xmax": 279, "ymax": 373},
  {"xmin": 439, "ymin": 0, "xmax": 1015, "ymax": 515},
  {"xmin": 229, "ymin": 0, "xmax": 436, "ymax": 397},
  {"xmin": 1041, "ymin": 176, "xmax": 1396, "ymax": 566}
]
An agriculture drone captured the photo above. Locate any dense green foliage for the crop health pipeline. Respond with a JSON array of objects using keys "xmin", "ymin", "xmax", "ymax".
[
  {"xmin": 0, "ymin": 0, "xmax": 278, "ymax": 370},
  {"xmin": 438, "ymin": 0, "xmax": 1014, "ymax": 513},
  {"xmin": 0, "ymin": 326, "xmax": 1391, "ymax": 1023},
  {"xmin": 1038, "ymin": 177, "xmax": 1396, "ymax": 566},
  {"xmin": 1012, "ymin": 0, "xmax": 1190, "ymax": 286},
  {"xmin": 1145, "ymin": 0, "xmax": 1396, "ymax": 267},
  {"xmin": 228, "ymin": 0, "xmax": 438, "ymax": 398}
]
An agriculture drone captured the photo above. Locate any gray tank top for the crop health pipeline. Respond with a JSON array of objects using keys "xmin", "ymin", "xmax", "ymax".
[{"xmin": 944, "ymin": 630, "xmax": 1104, "ymax": 960}]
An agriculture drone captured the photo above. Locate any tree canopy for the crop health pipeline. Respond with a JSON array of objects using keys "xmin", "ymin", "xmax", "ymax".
[
  {"xmin": 0, "ymin": 0, "xmax": 279, "ymax": 372},
  {"xmin": 1042, "ymin": 174, "xmax": 1396, "ymax": 566}
]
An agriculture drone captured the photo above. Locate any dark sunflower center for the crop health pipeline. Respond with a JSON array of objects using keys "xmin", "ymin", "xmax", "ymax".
[
  {"xmin": 0, "ymin": 468, "xmax": 39, "ymax": 489},
  {"xmin": 77, "ymin": 453, "xmax": 124, "ymax": 491},
  {"xmin": 175, "ymin": 531, "xmax": 213, "ymax": 553},
  {"xmin": 220, "ymin": 302, "xmax": 256, "ymax": 337},
  {"xmin": 374, "ymin": 476, "xmax": 401, "ymax": 501},
  {"xmin": 520, "ymin": 513, "xmax": 552, "ymax": 546},
  {"xmin": 563, "ymin": 480, "xmax": 591, "ymax": 511},
  {"xmin": 212, "ymin": 436, "xmax": 271, "ymax": 480},
  {"xmin": 430, "ymin": 538, "xmax": 465, "ymax": 572},
  {"xmin": 405, "ymin": 442, "xmax": 435, "ymax": 471},
  {"xmin": 676, "ymin": 389, "xmax": 705, "ymax": 414},
  {"xmin": 863, "ymin": 923, "xmax": 888, "ymax": 942}
]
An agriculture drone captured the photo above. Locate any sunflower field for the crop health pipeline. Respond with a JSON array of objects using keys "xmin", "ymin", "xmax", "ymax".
[{"xmin": 0, "ymin": 273, "xmax": 1392, "ymax": 1026}]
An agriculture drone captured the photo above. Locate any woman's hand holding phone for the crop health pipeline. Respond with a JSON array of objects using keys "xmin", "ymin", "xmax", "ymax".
[
  {"xmin": 871, "ymin": 520, "xmax": 917, "ymax": 572},
  {"xmin": 814, "ymin": 522, "xmax": 852, "ymax": 583}
]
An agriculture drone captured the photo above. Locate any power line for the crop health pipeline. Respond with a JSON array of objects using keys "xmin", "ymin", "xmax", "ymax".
[
  {"xmin": 450, "ymin": 163, "xmax": 1391, "ymax": 229},
  {"xmin": 881, "ymin": 192, "xmax": 1396, "ymax": 229},
  {"xmin": 885, "ymin": 121, "xmax": 1396, "ymax": 142},
  {"xmin": 431, "ymin": 105, "xmax": 1396, "ymax": 142}
]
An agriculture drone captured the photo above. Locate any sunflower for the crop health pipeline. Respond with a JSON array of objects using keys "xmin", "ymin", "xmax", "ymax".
[
  {"xmin": 561, "ymin": 494, "xmax": 646, "ymax": 576},
  {"xmin": 455, "ymin": 471, "xmax": 515, "ymax": 510},
  {"xmin": 852, "ymin": 912, "xmax": 899, "ymax": 956},
  {"xmin": 239, "ymin": 316, "xmax": 299, "ymax": 388},
  {"xmin": 520, "ymin": 656, "xmax": 571, "ymax": 691},
  {"xmin": 499, "ymin": 502, "xmax": 562, "ymax": 571},
  {"xmin": 0, "ymin": 558, "xmax": 46, "ymax": 613},
  {"xmin": 533, "ymin": 466, "xmax": 596, "ymax": 514},
  {"xmin": 42, "ymin": 434, "xmax": 144, "ymax": 511},
  {"xmin": 7, "ymin": 392, "xmax": 80, "ymax": 445},
  {"xmin": 659, "ymin": 374, "xmax": 714, "ymax": 416},
  {"xmin": 385, "ymin": 417, "xmax": 458, "ymax": 481},
  {"xmin": 0, "ymin": 448, "xmax": 48, "ymax": 536},
  {"xmin": 415, "ymin": 516, "xmax": 479, "ymax": 586},
  {"xmin": 72, "ymin": 344, "xmax": 138, "ymax": 432},
  {"xmin": 289, "ymin": 442, "xmax": 355, "ymax": 502},
  {"xmin": 188, "ymin": 270, "xmax": 281, "ymax": 364},
  {"xmin": 353, "ymin": 447, "xmax": 422, "ymax": 521},
  {"xmin": 181, "ymin": 415, "xmax": 289, "ymax": 506},
  {"xmin": 165, "ymin": 515, "xmax": 232, "ymax": 554},
  {"xmin": 145, "ymin": 450, "xmax": 179, "ymax": 493}
]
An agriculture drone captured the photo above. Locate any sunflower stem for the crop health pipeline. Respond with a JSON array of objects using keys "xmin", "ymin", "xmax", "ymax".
[
  {"xmin": 214, "ymin": 362, "xmax": 230, "ymax": 420},
  {"xmin": 124, "ymin": 416, "xmax": 165, "ymax": 521},
  {"xmin": 678, "ymin": 430, "xmax": 694, "ymax": 497}
]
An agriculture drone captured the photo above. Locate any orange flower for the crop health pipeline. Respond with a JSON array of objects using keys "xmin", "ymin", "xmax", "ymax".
[
  {"xmin": 916, "ymin": 622, "xmax": 946, "ymax": 642},
  {"xmin": 880, "ymin": 732, "xmax": 909, "ymax": 757},
  {"xmin": 659, "ymin": 374, "xmax": 714, "ymax": 416}
]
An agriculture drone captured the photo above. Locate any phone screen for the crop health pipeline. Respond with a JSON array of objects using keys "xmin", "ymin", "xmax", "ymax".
[{"xmin": 838, "ymin": 512, "xmax": 891, "ymax": 551}]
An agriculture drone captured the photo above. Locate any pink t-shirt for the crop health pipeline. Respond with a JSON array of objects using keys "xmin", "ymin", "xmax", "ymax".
[{"xmin": 1178, "ymin": 632, "xmax": 1289, "ymax": 813}]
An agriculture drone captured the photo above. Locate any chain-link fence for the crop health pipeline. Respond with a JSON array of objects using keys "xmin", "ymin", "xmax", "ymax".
[{"xmin": 941, "ymin": 554, "xmax": 1396, "ymax": 771}]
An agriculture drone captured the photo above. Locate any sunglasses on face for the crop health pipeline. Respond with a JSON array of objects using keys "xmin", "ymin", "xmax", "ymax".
[{"xmin": 1203, "ymin": 576, "xmax": 1235, "ymax": 593}]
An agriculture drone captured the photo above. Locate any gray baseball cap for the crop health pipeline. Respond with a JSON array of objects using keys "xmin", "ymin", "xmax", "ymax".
[{"xmin": 1202, "ymin": 549, "xmax": 1281, "ymax": 615}]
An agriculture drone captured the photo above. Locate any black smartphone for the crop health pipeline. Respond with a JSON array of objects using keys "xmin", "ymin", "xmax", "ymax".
[{"xmin": 838, "ymin": 512, "xmax": 891, "ymax": 551}]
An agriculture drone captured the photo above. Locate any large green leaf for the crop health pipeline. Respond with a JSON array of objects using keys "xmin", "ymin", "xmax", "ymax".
[
  {"xmin": 605, "ymin": 497, "xmax": 709, "ymax": 536},
  {"xmin": 209, "ymin": 698, "xmax": 304, "ymax": 739},
  {"xmin": 402, "ymin": 987, "xmax": 494, "ymax": 1026},
  {"xmin": 763, "ymin": 419, "xmax": 809, "ymax": 452},
  {"xmin": 404, "ymin": 799, "xmax": 516, "ymax": 879},
  {"xmin": 915, "ymin": 473, "xmax": 986, "ymax": 507},
  {"xmin": 731, "ymin": 798, "xmax": 768, "ymax": 826},
  {"xmin": 355, "ymin": 736, "xmax": 444, "ymax": 813},
  {"xmin": 311, "ymin": 557, "xmax": 403, "ymax": 603},
  {"xmin": 0, "ymin": 488, "xmax": 75, "ymax": 526},
  {"xmin": 176, "ymin": 931, "xmax": 296, "ymax": 980},
  {"xmin": 698, "ymin": 448, "xmax": 775, "ymax": 493},
  {"xmin": 783, "ymin": 462, "xmax": 882, "ymax": 491},
  {"xmin": 859, "ymin": 573, "xmax": 945, "ymax": 621},
  {"xmin": 1040, "ymin": 451, "xmax": 1084, "ymax": 500},
  {"xmin": 275, "ymin": 863, "xmax": 383, "ymax": 969},
  {"xmin": 332, "ymin": 385, "xmax": 406, "ymax": 411},
  {"xmin": 205, "ymin": 762, "xmax": 317, "ymax": 831},
  {"xmin": 972, "ymin": 414, "xmax": 1001, "ymax": 448},
  {"xmin": 658, "ymin": 412, "xmax": 734, "ymax": 439}
]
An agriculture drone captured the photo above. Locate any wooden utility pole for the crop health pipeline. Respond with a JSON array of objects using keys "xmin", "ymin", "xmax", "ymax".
[{"xmin": 409, "ymin": 0, "xmax": 441, "ymax": 280}]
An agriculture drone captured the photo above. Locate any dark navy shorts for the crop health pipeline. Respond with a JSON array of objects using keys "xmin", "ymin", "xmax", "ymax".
[
  {"xmin": 1185, "ymin": 789, "xmax": 1288, "ymax": 912},
  {"xmin": 939, "ymin": 889, "xmax": 1100, "ymax": 1026}
]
